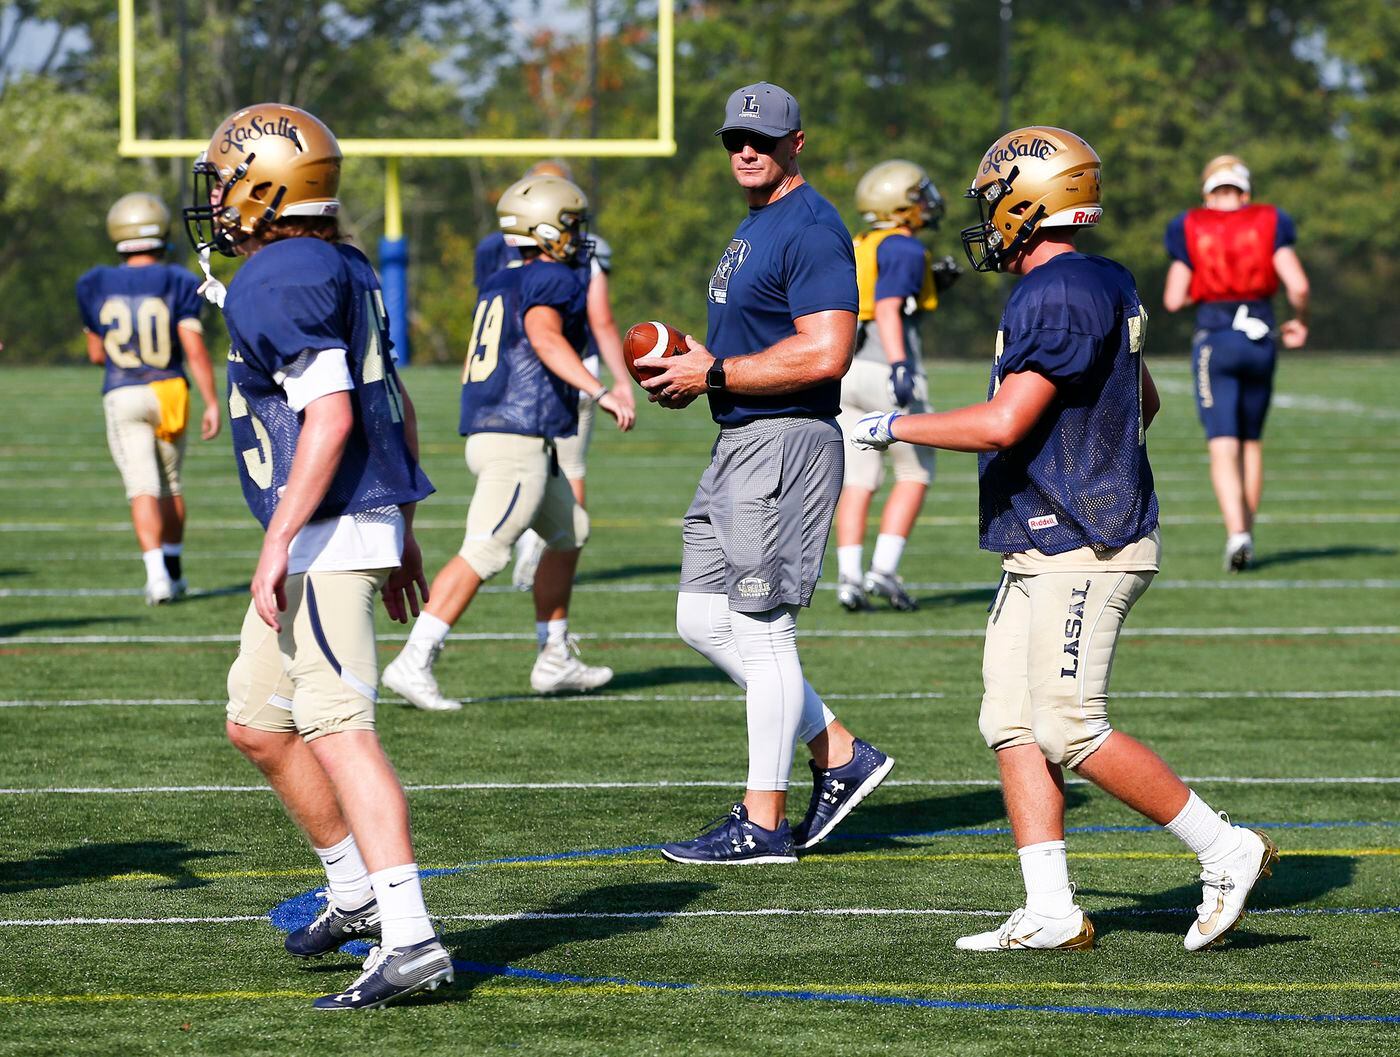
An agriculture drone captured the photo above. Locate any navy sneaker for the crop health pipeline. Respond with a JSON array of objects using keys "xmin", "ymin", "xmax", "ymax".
[
  {"xmin": 660, "ymin": 803, "xmax": 798, "ymax": 865},
  {"xmin": 312, "ymin": 936, "xmax": 454, "ymax": 1010},
  {"xmin": 791, "ymin": 738, "xmax": 895, "ymax": 850},
  {"xmin": 285, "ymin": 893, "xmax": 381, "ymax": 958}
]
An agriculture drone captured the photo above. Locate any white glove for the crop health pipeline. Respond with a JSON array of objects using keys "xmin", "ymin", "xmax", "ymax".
[
  {"xmin": 1231, "ymin": 303, "xmax": 1270, "ymax": 342},
  {"xmin": 197, "ymin": 246, "xmax": 227, "ymax": 309},
  {"xmin": 851, "ymin": 410, "xmax": 900, "ymax": 450}
]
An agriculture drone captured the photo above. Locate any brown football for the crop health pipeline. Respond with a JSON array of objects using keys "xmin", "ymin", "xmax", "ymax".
[{"xmin": 622, "ymin": 320, "xmax": 689, "ymax": 385}]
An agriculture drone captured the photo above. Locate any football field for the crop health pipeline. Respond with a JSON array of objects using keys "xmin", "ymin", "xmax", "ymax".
[{"xmin": 2, "ymin": 356, "xmax": 1398, "ymax": 1055}]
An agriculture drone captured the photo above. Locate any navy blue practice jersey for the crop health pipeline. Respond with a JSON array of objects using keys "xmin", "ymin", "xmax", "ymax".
[
  {"xmin": 705, "ymin": 183, "xmax": 857, "ymax": 427},
  {"xmin": 220, "ymin": 238, "xmax": 433, "ymax": 530},
  {"xmin": 474, "ymin": 231, "xmax": 609, "ymax": 362},
  {"xmin": 978, "ymin": 253, "xmax": 1159, "ymax": 556},
  {"xmin": 76, "ymin": 263, "xmax": 202, "ymax": 393},
  {"xmin": 459, "ymin": 259, "xmax": 589, "ymax": 439}
]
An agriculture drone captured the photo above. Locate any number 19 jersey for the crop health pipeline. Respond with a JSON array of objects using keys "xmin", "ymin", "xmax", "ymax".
[
  {"xmin": 220, "ymin": 238, "xmax": 433, "ymax": 530},
  {"xmin": 459, "ymin": 259, "xmax": 588, "ymax": 439},
  {"xmin": 75, "ymin": 263, "xmax": 202, "ymax": 393}
]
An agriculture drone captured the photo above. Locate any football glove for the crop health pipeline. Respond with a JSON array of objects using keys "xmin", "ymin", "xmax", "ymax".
[
  {"xmin": 888, "ymin": 360, "xmax": 916, "ymax": 407},
  {"xmin": 196, "ymin": 247, "xmax": 227, "ymax": 308},
  {"xmin": 851, "ymin": 411, "xmax": 900, "ymax": 451},
  {"xmin": 931, "ymin": 255, "xmax": 962, "ymax": 292}
]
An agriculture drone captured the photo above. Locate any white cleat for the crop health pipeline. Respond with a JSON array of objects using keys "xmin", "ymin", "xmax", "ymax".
[
  {"xmin": 144, "ymin": 577, "xmax": 175, "ymax": 606},
  {"xmin": 1223, "ymin": 535, "xmax": 1254, "ymax": 573},
  {"xmin": 512, "ymin": 531, "xmax": 547, "ymax": 592},
  {"xmin": 530, "ymin": 636, "xmax": 613, "ymax": 694},
  {"xmin": 955, "ymin": 906, "xmax": 1096, "ymax": 952},
  {"xmin": 382, "ymin": 641, "xmax": 462, "ymax": 712},
  {"xmin": 836, "ymin": 576, "xmax": 872, "ymax": 612},
  {"xmin": 1184, "ymin": 827, "xmax": 1279, "ymax": 951}
]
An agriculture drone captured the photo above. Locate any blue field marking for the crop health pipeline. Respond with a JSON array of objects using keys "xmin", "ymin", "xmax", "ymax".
[
  {"xmin": 828, "ymin": 818, "xmax": 1400, "ymax": 842},
  {"xmin": 449, "ymin": 961, "xmax": 1400, "ymax": 1025}
]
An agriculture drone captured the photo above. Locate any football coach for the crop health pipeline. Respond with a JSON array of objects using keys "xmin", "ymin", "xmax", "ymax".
[{"xmin": 640, "ymin": 81, "xmax": 894, "ymax": 865}]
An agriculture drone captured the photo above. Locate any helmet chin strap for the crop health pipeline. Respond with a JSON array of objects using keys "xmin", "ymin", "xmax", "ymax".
[{"xmin": 196, "ymin": 246, "xmax": 227, "ymax": 308}]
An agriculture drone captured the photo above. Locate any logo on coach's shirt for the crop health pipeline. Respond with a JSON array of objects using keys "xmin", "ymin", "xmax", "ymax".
[{"xmin": 709, "ymin": 238, "xmax": 751, "ymax": 305}]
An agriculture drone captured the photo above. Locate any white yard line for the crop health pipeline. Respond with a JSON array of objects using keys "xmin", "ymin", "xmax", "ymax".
[
  {"xmin": 5, "ymin": 626, "xmax": 1396, "ymax": 646},
  {"xmin": 3, "ymin": 775, "xmax": 1397, "ymax": 796}
]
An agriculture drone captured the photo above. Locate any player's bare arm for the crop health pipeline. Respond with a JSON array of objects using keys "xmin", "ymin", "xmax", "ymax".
[
  {"xmin": 1273, "ymin": 245, "xmax": 1310, "ymax": 348},
  {"xmin": 251, "ymin": 389, "xmax": 354, "ymax": 630},
  {"xmin": 525, "ymin": 304, "xmax": 634, "ymax": 429},
  {"xmin": 586, "ymin": 268, "xmax": 637, "ymax": 416},
  {"xmin": 640, "ymin": 309, "xmax": 854, "ymax": 401},
  {"xmin": 84, "ymin": 330, "xmax": 105, "ymax": 365},
  {"xmin": 382, "ymin": 380, "xmax": 429, "ymax": 623},
  {"xmin": 1143, "ymin": 360, "xmax": 1161, "ymax": 428},
  {"xmin": 887, "ymin": 370, "xmax": 1059, "ymax": 453},
  {"xmin": 177, "ymin": 326, "xmax": 222, "ymax": 440},
  {"xmin": 1161, "ymin": 259, "xmax": 1194, "ymax": 312},
  {"xmin": 873, "ymin": 296, "xmax": 907, "ymax": 365}
]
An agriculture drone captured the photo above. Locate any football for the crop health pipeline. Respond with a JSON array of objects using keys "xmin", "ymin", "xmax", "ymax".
[{"xmin": 622, "ymin": 320, "xmax": 689, "ymax": 385}]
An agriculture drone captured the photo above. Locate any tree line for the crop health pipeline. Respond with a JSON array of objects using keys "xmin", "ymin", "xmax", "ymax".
[{"xmin": 2, "ymin": 0, "xmax": 1397, "ymax": 364}]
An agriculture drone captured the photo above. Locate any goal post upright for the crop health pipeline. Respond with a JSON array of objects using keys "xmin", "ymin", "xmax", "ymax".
[{"xmin": 115, "ymin": 0, "xmax": 678, "ymax": 362}]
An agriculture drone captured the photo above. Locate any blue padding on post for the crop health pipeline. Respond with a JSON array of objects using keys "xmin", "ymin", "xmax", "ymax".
[{"xmin": 380, "ymin": 236, "xmax": 411, "ymax": 365}]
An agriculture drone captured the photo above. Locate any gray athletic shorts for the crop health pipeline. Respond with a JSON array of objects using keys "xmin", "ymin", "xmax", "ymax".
[{"xmin": 680, "ymin": 416, "xmax": 843, "ymax": 612}]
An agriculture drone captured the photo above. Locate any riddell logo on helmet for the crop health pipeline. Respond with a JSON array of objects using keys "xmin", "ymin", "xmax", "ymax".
[
  {"xmin": 982, "ymin": 136, "xmax": 1056, "ymax": 175},
  {"xmin": 1072, "ymin": 208, "xmax": 1103, "ymax": 224},
  {"xmin": 219, "ymin": 114, "xmax": 303, "ymax": 156}
]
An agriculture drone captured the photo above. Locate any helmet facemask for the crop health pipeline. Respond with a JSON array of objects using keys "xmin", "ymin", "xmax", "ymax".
[{"xmin": 185, "ymin": 154, "xmax": 249, "ymax": 257}]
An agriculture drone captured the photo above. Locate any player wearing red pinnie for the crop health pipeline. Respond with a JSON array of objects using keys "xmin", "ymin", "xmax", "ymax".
[{"xmin": 1162, "ymin": 155, "xmax": 1310, "ymax": 572}]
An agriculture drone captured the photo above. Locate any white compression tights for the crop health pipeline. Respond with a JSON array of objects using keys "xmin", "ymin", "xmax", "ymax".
[{"xmin": 676, "ymin": 591, "xmax": 837, "ymax": 791}]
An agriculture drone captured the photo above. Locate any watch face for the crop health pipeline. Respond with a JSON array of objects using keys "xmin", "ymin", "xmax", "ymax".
[{"xmin": 707, "ymin": 362, "xmax": 726, "ymax": 390}]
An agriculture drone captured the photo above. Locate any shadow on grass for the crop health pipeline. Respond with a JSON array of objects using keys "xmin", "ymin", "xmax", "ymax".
[
  {"xmin": 426, "ymin": 881, "xmax": 716, "ymax": 1004},
  {"xmin": 0, "ymin": 840, "xmax": 232, "ymax": 893},
  {"xmin": 1082, "ymin": 853, "xmax": 1355, "ymax": 939},
  {"xmin": 1249, "ymin": 545, "xmax": 1396, "ymax": 571},
  {"xmin": 576, "ymin": 563, "xmax": 681, "ymax": 585},
  {"xmin": 604, "ymin": 666, "xmax": 735, "ymax": 693},
  {"xmin": 0, "ymin": 614, "xmax": 139, "ymax": 636},
  {"xmin": 803, "ymin": 787, "xmax": 1090, "ymax": 856},
  {"xmin": 0, "ymin": 568, "xmax": 28, "ymax": 580},
  {"xmin": 182, "ymin": 582, "xmax": 251, "ymax": 603}
]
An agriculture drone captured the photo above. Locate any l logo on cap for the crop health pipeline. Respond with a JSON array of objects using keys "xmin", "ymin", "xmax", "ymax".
[{"xmin": 740, "ymin": 94, "xmax": 760, "ymax": 117}]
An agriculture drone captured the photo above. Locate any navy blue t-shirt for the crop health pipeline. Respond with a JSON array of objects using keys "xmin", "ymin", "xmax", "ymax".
[
  {"xmin": 705, "ymin": 183, "xmax": 858, "ymax": 426},
  {"xmin": 459, "ymin": 259, "xmax": 589, "ymax": 439},
  {"xmin": 76, "ymin": 263, "xmax": 202, "ymax": 393},
  {"xmin": 873, "ymin": 233, "xmax": 927, "ymax": 302},
  {"xmin": 978, "ymin": 253, "xmax": 1159, "ymax": 556},
  {"xmin": 220, "ymin": 238, "xmax": 433, "ymax": 529}
]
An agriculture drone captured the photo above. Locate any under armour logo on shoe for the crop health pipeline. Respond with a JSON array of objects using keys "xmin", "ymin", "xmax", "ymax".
[
  {"xmin": 732, "ymin": 834, "xmax": 757, "ymax": 852},
  {"xmin": 822, "ymin": 780, "xmax": 847, "ymax": 803}
]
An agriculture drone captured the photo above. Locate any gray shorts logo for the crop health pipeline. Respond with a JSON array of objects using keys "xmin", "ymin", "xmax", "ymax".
[
  {"xmin": 737, "ymin": 576, "xmax": 771, "ymax": 599},
  {"xmin": 709, "ymin": 239, "xmax": 751, "ymax": 304}
]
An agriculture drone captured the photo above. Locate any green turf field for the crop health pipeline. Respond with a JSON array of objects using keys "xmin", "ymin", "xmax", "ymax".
[{"xmin": 2, "ymin": 356, "xmax": 1398, "ymax": 1055}]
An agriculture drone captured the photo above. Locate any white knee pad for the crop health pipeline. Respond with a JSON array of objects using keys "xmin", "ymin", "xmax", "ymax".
[
  {"xmin": 1029, "ymin": 685, "xmax": 1113, "ymax": 768},
  {"xmin": 458, "ymin": 535, "xmax": 512, "ymax": 580}
]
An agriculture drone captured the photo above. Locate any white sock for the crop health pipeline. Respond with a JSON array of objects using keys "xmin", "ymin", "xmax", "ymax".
[
  {"xmin": 837, "ymin": 545, "xmax": 863, "ymax": 582},
  {"xmin": 1019, "ymin": 840, "xmax": 1076, "ymax": 918},
  {"xmin": 1226, "ymin": 531, "xmax": 1253, "ymax": 551},
  {"xmin": 1166, "ymin": 791, "xmax": 1239, "ymax": 862},
  {"xmin": 871, "ymin": 533, "xmax": 906, "ymax": 576},
  {"xmin": 369, "ymin": 862, "xmax": 436, "ymax": 949},
  {"xmin": 160, "ymin": 542, "xmax": 183, "ymax": 558},
  {"xmin": 545, "ymin": 618, "xmax": 568, "ymax": 648},
  {"xmin": 314, "ymin": 834, "xmax": 373, "ymax": 910},
  {"xmin": 142, "ymin": 548, "xmax": 169, "ymax": 584},
  {"xmin": 407, "ymin": 613, "xmax": 451, "ymax": 650}
]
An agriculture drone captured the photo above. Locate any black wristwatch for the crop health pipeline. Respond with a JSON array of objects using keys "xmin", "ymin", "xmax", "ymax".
[{"xmin": 706, "ymin": 359, "xmax": 727, "ymax": 391}]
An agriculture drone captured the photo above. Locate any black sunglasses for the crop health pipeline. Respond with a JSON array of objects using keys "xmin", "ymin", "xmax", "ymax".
[{"xmin": 721, "ymin": 129, "xmax": 787, "ymax": 155}]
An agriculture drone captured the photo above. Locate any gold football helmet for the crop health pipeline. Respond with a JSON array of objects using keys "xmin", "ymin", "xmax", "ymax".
[
  {"xmin": 184, "ymin": 103, "xmax": 342, "ymax": 257},
  {"xmin": 961, "ymin": 126, "xmax": 1102, "ymax": 272},
  {"xmin": 496, "ymin": 174, "xmax": 590, "ymax": 263},
  {"xmin": 1201, "ymin": 154, "xmax": 1251, "ymax": 196},
  {"xmin": 856, "ymin": 159, "xmax": 945, "ymax": 230},
  {"xmin": 107, "ymin": 193, "xmax": 170, "ymax": 254}
]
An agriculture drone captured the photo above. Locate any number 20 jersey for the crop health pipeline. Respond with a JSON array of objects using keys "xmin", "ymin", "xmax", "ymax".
[
  {"xmin": 220, "ymin": 238, "xmax": 433, "ymax": 530},
  {"xmin": 978, "ymin": 253, "xmax": 1159, "ymax": 556},
  {"xmin": 75, "ymin": 263, "xmax": 201, "ymax": 393},
  {"xmin": 458, "ymin": 260, "xmax": 588, "ymax": 439}
]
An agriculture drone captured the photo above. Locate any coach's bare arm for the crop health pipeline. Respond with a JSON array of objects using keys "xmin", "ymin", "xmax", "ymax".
[{"xmin": 640, "ymin": 309, "xmax": 855, "ymax": 401}]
